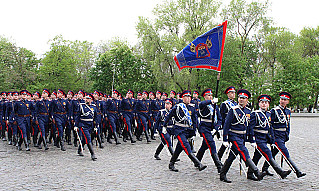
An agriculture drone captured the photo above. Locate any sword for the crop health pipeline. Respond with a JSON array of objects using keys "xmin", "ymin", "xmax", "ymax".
[
  {"xmin": 75, "ymin": 129, "xmax": 83, "ymax": 153},
  {"xmin": 254, "ymin": 147, "xmax": 281, "ymax": 179},
  {"xmin": 273, "ymin": 144, "xmax": 296, "ymax": 173},
  {"xmin": 229, "ymin": 146, "xmax": 247, "ymax": 176}
]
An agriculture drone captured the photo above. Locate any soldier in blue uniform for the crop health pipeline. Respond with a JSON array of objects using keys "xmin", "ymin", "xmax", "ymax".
[
  {"xmin": 134, "ymin": 91, "xmax": 152, "ymax": 143},
  {"xmin": 74, "ymin": 94, "xmax": 97, "ymax": 161},
  {"xmin": 71, "ymin": 90, "xmax": 85, "ymax": 147},
  {"xmin": 5, "ymin": 92, "xmax": 13, "ymax": 144},
  {"xmin": 31, "ymin": 92, "xmax": 40, "ymax": 147},
  {"xmin": 92, "ymin": 90, "xmax": 104, "ymax": 148},
  {"xmin": 119, "ymin": 89, "xmax": 136, "ymax": 143},
  {"xmin": 0, "ymin": 92, "xmax": 7, "ymax": 141},
  {"xmin": 7, "ymin": 92, "xmax": 19, "ymax": 146},
  {"xmin": 220, "ymin": 89, "xmax": 265, "ymax": 183},
  {"xmin": 196, "ymin": 89, "xmax": 223, "ymax": 173},
  {"xmin": 50, "ymin": 89, "xmax": 70, "ymax": 151},
  {"xmin": 14, "ymin": 90, "xmax": 35, "ymax": 151},
  {"xmin": 65, "ymin": 90, "xmax": 74, "ymax": 145},
  {"xmin": 105, "ymin": 90, "xmax": 121, "ymax": 145},
  {"xmin": 154, "ymin": 98, "xmax": 175, "ymax": 160},
  {"xmin": 262, "ymin": 92, "xmax": 306, "ymax": 178},
  {"xmin": 161, "ymin": 92, "xmax": 168, "ymax": 103},
  {"xmin": 35, "ymin": 89, "xmax": 51, "ymax": 150},
  {"xmin": 248, "ymin": 94, "xmax": 291, "ymax": 180},
  {"xmin": 150, "ymin": 91, "xmax": 163, "ymax": 140},
  {"xmin": 164, "ymin": 90, "xmax": 207, "ymax": 172},
  {"xmin": 169, "ymin": 90, "xmax": 179, "ymax": 105},
  {"xmin": 217, "ymin": 86, "xmax": 237, "ymax": 160}
]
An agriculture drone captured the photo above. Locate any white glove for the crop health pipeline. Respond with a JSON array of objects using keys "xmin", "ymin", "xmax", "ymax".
[
  {"xmin": 74, "ymin": 126, "xmax": 78, "ymax": 131},
  {"xmin": 251, "ymin": 142, "xmax": 257, "ymax": 149},
  {"xmin": 213, "ymin": 97, "xmax": 218, "ymax": 103},
  {"xmin": 222, "ymin": 141, "xmax": 229, "ymax": 148},
  {"xmin": 162, "ymin": 127, "xmax": 167, "ymax": 134},
  {"xmin": 94, "ymin": 128, "xmax": 98, "ymax": 132},
  {"xmin": 211, "ymin": 129, "xmax": 216, "ymax": 136}
]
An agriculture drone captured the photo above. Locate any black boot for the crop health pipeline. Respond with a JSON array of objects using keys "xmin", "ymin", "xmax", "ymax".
[
  {"xmin": 247, "ymin": 167, "xmax": 259, "ymax": 181},
  {"xmin": 154, "ymin": 144, "xmax": 164, "ymax": 160},
  {"xmin": 150, "ymin": 128, "xmax": 156, "ymax": 140},
  {"xmin": 194, "ymin": 147, "xmax": 205, "ymax": 167},
  {"xmin": 188, "ymin": 153, "xmax": 207, "ymax": 171},
  {"xmin": 268, "ymin": 158, "xmax": 291, "ymax": 179},
  {"xmin": 43, "ymin": 137, "xmax": 49, "ymax": 150},
  {"xmin": 169, "ymin": 149, "xmax": 180, "ymax": 172},
  {"xmin": 145, "ymin": 131, "xmax": 151, "ymax": 143},
  {"xmin": 128, "ymin": 131, "xmax": 136, "ymax": 143},
  {"xmin": 262, "ymin": 160, "xmax": 273, "ymax": 176},
  {"xmin": 78, "ymin": 145, "xmax": 84, "ymax": 156},
  {"xmin": 33, "ymin": 134, "xmax": 38, "ymax": 147},
  {"xmin": 189, "ymin": 138, "xmax": 196, "ymax": 153},
  {"xmin": 60, "ymin": 138, "xmax": 66, "ymax": 151},
  {"xmin": 55, "ymin": 136, "xmax": 60, "ymax": 148},
  {"xmin": 220, "ymin": 158, "xmax": 233, "ymax": 183},
  {"xmin": 24, "ymin": 137, "xmax": 30, "ymax": 151},
  {"xmin": 113, "ymin": 132, "xmax": 121, "ymax": 145},
  {"xmin": 122, "ymin": 130, "xmax": 127, "ymax": 142},
  {"xmin": 218, "ymin": 144, "xmax": 226, "ymax": 160},
  {"xmin": 212, "ymin": 153, "xmax": 223, "ymax": 173},
  {"xmin": 287, "ymin": 157, "xmax": 306, "ymax": 178},
  {"xmin": 12, "ymin": 135, "xmax": 17, "ymax": 146},
  {"xmin": 97, "ymin": 135, "xmax": 104, "ymax": 148},
  {"xmin": 37, "ymin": 137, "xmax": 43, "ymax": 149},
  {"xmin": 17, "ymin": 136, "xmax": 23, "ymax": 151},
  {"xmin": 246, "ymin": 158, "xmax": 265, "ymax": 181},
  {"xmin": 87, "ymin": 143, "xmax": 97, "ymax": 161}
]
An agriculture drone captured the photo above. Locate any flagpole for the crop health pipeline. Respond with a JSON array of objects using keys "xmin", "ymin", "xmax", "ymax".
[{"xmin": 211, "ymin": 72, "xmax": 220, "ymax": 130}]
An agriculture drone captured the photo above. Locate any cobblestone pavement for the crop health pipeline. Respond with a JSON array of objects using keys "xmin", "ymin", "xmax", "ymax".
[{"xmin": 0, "ymin": 117, "xmax": 317, "ymax": 190}]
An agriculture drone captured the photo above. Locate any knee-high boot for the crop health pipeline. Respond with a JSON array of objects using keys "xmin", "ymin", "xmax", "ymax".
[
  {"xmin": 287, "ymin": 157, "xmax": 306, "ymax": 178},
  {"xmin": 212, "ymin": 153, "xmax": 223, "ymax": 173},
  {"xmin": 188, "ymin": 153, "xmax": 207, "ymax": 171},
  {"xmin": 246, "ymin": 158, "xmax": 265, "ymax": 181},
  {"xmin": 268, "ymin": 158, "xmax": 292, "ymax": 179},
  {"xmin": 220, "ymin": 158, "xmax": 234, "ymax": 183},
  {"xmin": 154, "ymin": 143, "xmax": 164, "ymax": 160},
  {"xmin": 87, "ymin": 142, "xmax": 97, "ymax": 161}
]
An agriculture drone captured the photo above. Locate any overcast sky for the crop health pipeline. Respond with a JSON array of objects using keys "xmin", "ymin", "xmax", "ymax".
[{"xmin": 1, "ymin": 0, "xmax": 319, "ymax": 57}]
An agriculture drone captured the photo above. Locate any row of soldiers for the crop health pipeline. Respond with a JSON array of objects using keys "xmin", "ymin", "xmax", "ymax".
[
  {"xmin": 152, "ymin": 87, "xmax": 306, "ymax": 183},
  {"xmin": 0, "ymin": 87, "xmax": 307, "ymax": 182},
  {"xmin": 0, "ymin": 88, "xmax": 192, "ymax": 159}
]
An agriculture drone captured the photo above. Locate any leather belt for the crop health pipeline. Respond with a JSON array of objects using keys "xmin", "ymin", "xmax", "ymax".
[
  {"xmin": 201, "ymin": 118, "xmax": 212, "ymax": 123},
  {"xmin": 274, "ymin": 128, "xmax": 286, "ymax": 132},
  {"xmin": 230, "ymin": 129, "xmax": 246, "ymax": 134},
  {"xmin": 39, "ymin": 113, "xmax": 49, "ymax": 115},
  {"xmin": 97, "ymin": 112, "xmax": 103, "ymax": 115},
  {"xmin": 54, "ymin": 112, "xmax": 66, "ymax": 115},
  {"xmin": 17, "ymin": 114, "xmax": 30, "ymax": 117},
  {"xmin": 138, "ymin": 110, "xmax": 148, "ymax": 113},
  {"xmin": 153, "ymin": 110, "xmax": 159, "ymax": 112},
  {"xmin": 108, "ymin": 111, "xmax": 118, "ymax": 114},
  {"xmin": 81, "ymin": 118, "xmax": 93, "ymax": 122},
  {"xmin": 124, "ymin": 109, "xmax": 133, "ymax": 112},
  {"xmin": 175, "ymin": 122, "xmax": 189, "ymax": 128},
  {"xmin": 254, "ymin": 129, "xmax": 268, "ymax": 134}
]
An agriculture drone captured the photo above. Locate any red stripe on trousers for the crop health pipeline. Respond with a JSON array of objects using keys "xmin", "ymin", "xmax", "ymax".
[
  {"xmin": 257, "ymin": 145, "xmax": 269, "ymax": 161},
  {"xmin": 177, "ymin": 135, "xmax": 189, "ymax": 156},
  {"xmin": 202, "ymin": 133, "xmax": 212, "ymax": 155},
  {"xmin": 161, "ymin": 133, "xmax": 169, "ymax": 147},
  {"xmin": 233, "ymin": 141, "xmax": 246, "ymax": 161},
  {"xmin": 80, "ymin": 128, "xmax": 88, "ymax": 144},
  {"xmin": 275, "ymin": 142, "xmax": 287, "ymax": 158}
]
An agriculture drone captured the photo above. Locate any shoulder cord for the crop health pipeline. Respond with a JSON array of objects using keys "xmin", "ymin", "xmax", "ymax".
[{"xmin": 232, "ymin": 107, "xmax": 248, "ymax": 126}]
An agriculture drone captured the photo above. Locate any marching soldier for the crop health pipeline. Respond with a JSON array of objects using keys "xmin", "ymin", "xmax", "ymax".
[
  {"xmin": 217, "ymin": 86, "xmax": 237, "ymax": 160},
  {"xmin": 35, "ymin": 89, "xmax": 51, "ymax": 150},
  {"xmin": 161, "ymin": 92, "xmax": 168, "ymax": 103},
  {"xmin": 14, "ymin": 90, "xmax": 35, "ymax": 151},
  {"xmin": 74, "ymin": 93, "xmax": 97, "ymax": 161},
  {"xmin": 196, "ymin": 89, "xmax": 223, "ymax": 173},
  {"xmin": 1, "ymin": 92, "xmax": 7, "ymax": 141},
  {"xmin": 134, "ymin": 91, "xmax": 152, "ymax": 143},
  {"xmin": 247, "ymin": 94, "xmax": 291, "ymax": 180},
  {"xmin": 105, "ymin": 90, "xmax": 121, "ymax": 145},
  {"xmin": 92, "ymin": 90, "xmax": 104, "ymax": 148},
  {"xmin": 65, "ymin": 90, "xmax": 74, "ymax": 145},
  {"xmin": 154, "ymin": 98, "xmax": 175, "ymax": 160},
  {"xmin": 150, "ymin": 91, "xmax": 164, "ymax": 140},
  {"xmin": 5, "ymin": 92, "xmax": 13, "ymax": 145},
  {"xmin": 71, "ymin": 90, "xmax": 85, "ymax": 147},
  {"xmin": 119, "ymin": 89, "xmax": 136, "ymax": 143},
  {"xmin": 169, "ymin": 90, "xmax": 179, "ymax": 105},
  {"xmin": 164, "ymin": 90, "xmax": 207, "ymax": 172},
  {"xmin": 220, "ymin": 89, "xmax": 265, "ymax": 183},
  {"xmin": 50, "ymin": 89, "xmax": 70, "ymax": 151},
  {"xmin": 262, "ymin": 92, "xmax": 306, "ymax": 178}
]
